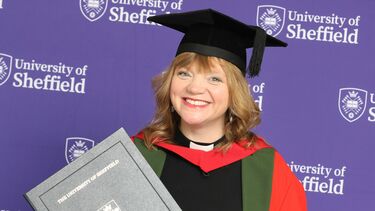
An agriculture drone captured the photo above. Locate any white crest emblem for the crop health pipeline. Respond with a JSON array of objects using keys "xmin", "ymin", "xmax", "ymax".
[
  {"xmin": 97, "ymin": 200, "xmax": 121, "ymax": 211},
  {"xmin": 65, "ymin": 137, "xmax": 95, "ymax": 164},
  {"xmin": 338, "ymin": 88, "xmax": 368, "ymax": 122},
  {"xmin": 0, "ymin": 53, "xmax": 13, "ymax": 86},
  {"xmin": 257, "ymin": 5, "xmax": 286, "ymax": 37},
  {"xmin": 80, "ymin": 0, "xmax": 108, "ymax": 22}
]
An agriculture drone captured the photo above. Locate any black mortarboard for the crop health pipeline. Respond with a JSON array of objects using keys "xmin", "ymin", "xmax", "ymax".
[{"xmin": 148, "ymin": 9, "xmax": 287, "ymax": 77}]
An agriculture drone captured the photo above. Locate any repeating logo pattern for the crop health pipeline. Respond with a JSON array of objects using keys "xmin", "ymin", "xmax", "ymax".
[
  {"xmin": 97, "ymin": 200, "xmax": 121, "ymax": 211},
  {"xmin": 65, "ymin": 137, "xmax": 95, "ymax": 163},
  {"xmin": 80, "ymin": 0, "xmax": 108, "ymax": 22},
  {"xmin": 257, "ymin": 5, "xmax": 286, "ymax": 37},
  {"xmin": 0, "ymin": 53, "xmax": 12, "ymax": 86},
  {"xmin": 338, "ymin": 88, "xmax": 368, "ymax": 122}
]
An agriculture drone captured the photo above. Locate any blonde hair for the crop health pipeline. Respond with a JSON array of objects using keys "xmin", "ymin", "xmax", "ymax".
[{"xmin": 142, "ymin": 52, "xmax": 261, "ymax": 151}]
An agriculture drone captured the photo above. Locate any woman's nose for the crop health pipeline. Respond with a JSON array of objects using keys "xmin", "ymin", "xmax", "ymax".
[{"xmin": 186, "ymin": 76, "xmax": 206, "ymax": 94}]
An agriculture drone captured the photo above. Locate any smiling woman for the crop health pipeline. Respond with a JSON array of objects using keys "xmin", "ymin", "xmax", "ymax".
[
  {"xmin": 132, "ymin": 9, "xmax": 307, "ymax": 211},
  {"xmin": 171, "ymin": 55, "xmax": 230, "ymax": 143}
]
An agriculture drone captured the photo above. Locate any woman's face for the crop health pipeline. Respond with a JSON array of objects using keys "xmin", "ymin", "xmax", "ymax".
[{"xmin": 170, "ymin": 59, "xmax": 229, "ymax": 130}]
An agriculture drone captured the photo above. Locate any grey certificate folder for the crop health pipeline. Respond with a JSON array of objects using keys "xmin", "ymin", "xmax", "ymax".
[{"xmin": 25, "ymin": 128, "xmax": 181, "ymax": 211}]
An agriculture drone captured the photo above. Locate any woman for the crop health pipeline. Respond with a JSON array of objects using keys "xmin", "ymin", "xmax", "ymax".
[{"xmin": 132, "ymin": 9, "xmax": 307, "ymax": 211}]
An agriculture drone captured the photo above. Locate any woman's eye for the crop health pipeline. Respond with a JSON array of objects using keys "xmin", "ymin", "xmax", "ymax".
[
  {"xmin": 177, "ymin": 70, "xmax": 191, "ymax": 78},
  {"xmin": 209, "ymin": 76, "xmax": 223, "ymax": 83}
]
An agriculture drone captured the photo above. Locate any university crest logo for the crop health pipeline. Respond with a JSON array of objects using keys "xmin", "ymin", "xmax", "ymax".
[
  {"xmin": 257, "ymin": 5, "xmax": 286, "ymax": 37},
  {"xmin": 97, "ymin": 200, "xmax": 121, "ymax": 211},
  {"xmin": 338, "ymin": 88, "xmax": 368, "ymax": 122},
  {"xmin": 0, "ymin": 53, "xmax": 12, "ymax": 86},
  {"xmin": 65, "ymin": 137, "xmax": 95, "ymax": 164},
  {"xmin": 80, "ymin": 0, "xmax": 108, "ymax": 22}
]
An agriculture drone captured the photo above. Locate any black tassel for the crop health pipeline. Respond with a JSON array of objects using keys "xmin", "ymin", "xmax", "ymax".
[{"xmin": 248, "ymin": 28, "xmax": 267, "ymax": 78}]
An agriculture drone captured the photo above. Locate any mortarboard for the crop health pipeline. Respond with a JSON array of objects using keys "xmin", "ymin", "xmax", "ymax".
[{"xmin": 148, "ymin": 9, "xmax": 287, "ymax": 77}]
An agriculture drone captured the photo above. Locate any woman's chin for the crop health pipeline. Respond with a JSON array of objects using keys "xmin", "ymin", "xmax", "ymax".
[{"xmin": 180, "ymin": 118, "xmax": 206, "ymax": 128}]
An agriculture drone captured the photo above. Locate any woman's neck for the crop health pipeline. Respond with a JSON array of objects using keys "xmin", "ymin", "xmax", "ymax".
[{"xmin": 179, "ymin": 121, "xmax": 225, "ymax": 144}]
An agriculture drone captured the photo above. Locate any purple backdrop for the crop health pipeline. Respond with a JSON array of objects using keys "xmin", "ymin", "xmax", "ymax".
[{"xmin": 1, "ymin": 0, "xmax": 374, "ymax": 210}]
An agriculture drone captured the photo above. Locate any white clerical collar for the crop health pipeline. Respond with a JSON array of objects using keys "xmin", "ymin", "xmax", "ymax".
[{"xmin": 189, "ymin": 141, "xmax": 214, "ymax": 152}]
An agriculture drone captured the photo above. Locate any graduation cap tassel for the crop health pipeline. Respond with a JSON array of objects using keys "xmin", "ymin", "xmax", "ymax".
[{"xmin": 248, "ymin": 28, "xmax": 267, "ymax": 78}]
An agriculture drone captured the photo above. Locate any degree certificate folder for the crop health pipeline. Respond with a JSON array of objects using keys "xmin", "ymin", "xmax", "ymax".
[{"xmin": 25, "ymin": 128, "xmax": 181, "ymax": 211}]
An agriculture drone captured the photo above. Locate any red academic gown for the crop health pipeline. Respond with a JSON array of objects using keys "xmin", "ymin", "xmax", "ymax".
[{"xmin": 132, "ymin": 133, "xmax": 307, "ymax": 211}]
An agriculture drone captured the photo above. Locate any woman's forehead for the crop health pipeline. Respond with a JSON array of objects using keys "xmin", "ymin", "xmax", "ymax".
[{"xmin": 176, "ymin": 57, "xmax": 225, "ymax": 74}]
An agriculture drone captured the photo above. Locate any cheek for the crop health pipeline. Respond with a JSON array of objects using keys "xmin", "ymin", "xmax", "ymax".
[
  {"xmin": 169, "ymin": 78, "xmax": 177, "ymax": 94},
  {"xmin": 212, "ymin": 87, "xmax": 230, "ymax": 106},
  {"xmin": 170, "ymin": 78, "xmax": 182, "ymax": 102}
]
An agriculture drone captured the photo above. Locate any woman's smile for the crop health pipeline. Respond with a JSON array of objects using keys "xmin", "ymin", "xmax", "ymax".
[{"xmin": 183, "ymin": 97, "xmax": 210, "ymax": 107}]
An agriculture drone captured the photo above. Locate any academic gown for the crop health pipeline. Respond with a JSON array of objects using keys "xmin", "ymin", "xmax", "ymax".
[{"xmin": 132, "ymin": 131, "xmax": 307, "ymax": 211}]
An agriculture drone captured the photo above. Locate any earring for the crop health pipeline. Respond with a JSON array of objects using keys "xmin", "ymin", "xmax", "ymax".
[
  {"xmin": 171, "ymin": 106, "xmax": 175, "ymax": 112},
  {"xmin": 229, "ymin": 110, "xmax": 234, "ymax": 122}
]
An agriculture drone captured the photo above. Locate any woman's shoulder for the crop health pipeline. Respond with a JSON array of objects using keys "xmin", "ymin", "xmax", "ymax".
[
  {"xmin": 131, "ymin": 131, "xmax": 145, "ymax": 142},
  {"xmin": 250, "ymin": 136, "xmax": 290, "ymax": 165},
  {"xmin": 251, "ymin": 135, "xmax": 273, "ymax": 151}
]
